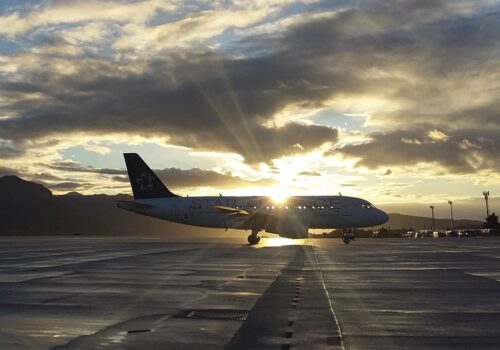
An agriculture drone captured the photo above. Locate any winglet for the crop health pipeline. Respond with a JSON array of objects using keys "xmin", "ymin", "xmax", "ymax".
[{"xmin": 123, "ymin": 153, "xmax": 179, "ymax": 199}]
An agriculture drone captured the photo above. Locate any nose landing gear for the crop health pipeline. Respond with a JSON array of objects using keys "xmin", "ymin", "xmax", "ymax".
[
  {"xmin": 342, "ymin": 229, "xmax": 355, "ymax": 244},
  {"xmin": 248, "ymin": 229, "xmax": 261, "ymax": 245}
]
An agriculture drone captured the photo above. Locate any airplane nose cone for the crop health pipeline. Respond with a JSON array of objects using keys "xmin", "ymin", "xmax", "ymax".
[{"xmin": 379, "ymin": 210, "xmax": 389, "ymax": 224}]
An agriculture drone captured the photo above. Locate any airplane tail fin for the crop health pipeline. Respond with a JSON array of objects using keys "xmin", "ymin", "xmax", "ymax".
[{"xmin": 123, "ymin": 153, "xmax": 179, "ymax": 199}]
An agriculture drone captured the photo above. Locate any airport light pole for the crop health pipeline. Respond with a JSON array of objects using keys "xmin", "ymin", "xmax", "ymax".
[
  {"xmin": 483, "ymin": 191, "xmax": 490, "ymax": 217},
  {"xmin": 448, "ymin": 201, "xmax": 454, "ymax": 230},
  {"xmin": 430, "ymin": 205, "xmax": 435, "ymax": 231}
]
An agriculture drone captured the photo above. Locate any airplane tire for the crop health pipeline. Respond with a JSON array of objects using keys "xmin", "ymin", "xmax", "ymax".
[
  {"xmin": 248, "ymin": 235, "xmax": 260, "ymax": 245},
  {"xmin": 342, "ymin": 237, "xmax": 350, "ymax": 244}
]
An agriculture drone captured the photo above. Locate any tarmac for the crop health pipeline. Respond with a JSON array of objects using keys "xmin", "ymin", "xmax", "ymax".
[{"xmin": 1, "ymin": 236, "xmax": 500, "ymax": 349}]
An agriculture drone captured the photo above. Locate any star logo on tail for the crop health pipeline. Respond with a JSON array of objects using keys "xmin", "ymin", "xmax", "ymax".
[{"xmin": 135, "ymin": 171, "xmax": 155, "ymax": 192}]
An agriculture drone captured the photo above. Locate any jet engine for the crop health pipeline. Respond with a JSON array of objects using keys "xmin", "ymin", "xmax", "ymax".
[{"xmin": 264, "ymin": 220, "xmax": 308, "ymax": 239}]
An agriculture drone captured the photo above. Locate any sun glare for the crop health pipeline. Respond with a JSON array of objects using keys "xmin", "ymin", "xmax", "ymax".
[
  {"xmin": 256, "ymin": 237, "xmax": 307, "ymax": 248},
  {"xmin": 271, "ymin": 188, "xmax": 289, "ymax": 203}
]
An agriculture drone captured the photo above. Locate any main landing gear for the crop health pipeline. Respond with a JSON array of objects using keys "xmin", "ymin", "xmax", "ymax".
[
  {"xmin": 248, "ymin": 229, "xmax": 261, "ymax": 245},
  {"xmin": 342, "ymin": 229, "xmax": 355, "ymax": 244}
]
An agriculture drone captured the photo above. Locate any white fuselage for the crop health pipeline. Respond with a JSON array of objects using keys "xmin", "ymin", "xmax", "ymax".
[{"xmin": 118, "ymin": 195, "xmax": 389, "ymax": 232}]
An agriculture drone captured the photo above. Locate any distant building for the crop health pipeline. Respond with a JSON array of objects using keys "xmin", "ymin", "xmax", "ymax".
[{"xmin": 484, "ymin": 213, "xmax": 499, "ymax": 230}]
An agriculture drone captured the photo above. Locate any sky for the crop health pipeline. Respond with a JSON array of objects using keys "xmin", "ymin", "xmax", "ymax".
[{"xmin": 0, "ymin": 0, "xmax": 499, "ymax": 220}]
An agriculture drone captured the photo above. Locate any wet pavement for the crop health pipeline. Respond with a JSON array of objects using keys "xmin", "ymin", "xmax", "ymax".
[{"xmin": 1, "ymin": 236, "xmax": 500, "ymax": 349}]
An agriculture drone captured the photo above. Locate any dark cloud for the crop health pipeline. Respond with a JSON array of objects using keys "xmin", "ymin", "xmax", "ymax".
[
  {"xmin": 298, "ymin": 171, "xmax": 322, "ymax": 177},
  {"xmin": 274, "ymin": 0, "xmax": 500, "ymax": 129},
  {"xmin": 47, "ymin": 162, "xmax": 125, "ymax": 175},
  {"xmin": 0, "ymin": 51, "xmax": 339, "ymax": 163},
  {"xmin": 111, "ymin": 175, "xmax": 129, "ymax": 183},
  {"xmin": 0, "ymin": 143, "xmax": 23, "ymax": 158},
  {"xmin": 0, "ymin": 0, "xmax": 499, "ymax": 167},
  {"xmin": 45, "ymin": 161, "xmax": 276, "ymax": 189},
  {"xmin": 29, "ymin": 172, "xmax": 66, "ymax": 182},
  {"xmin": 154, "ymin": 168, "xmax": 276, "ymax": 189},
  {"xmin": 0, "ymin": 166, "xmax": 19, "ymax": 177},
  {"xmin": 338, "ymin": 128, "xmax": 500, "ymax": 173},
  {"xmin": 50, "ymin": 182, "xmax": 94, "ymax": 190}
]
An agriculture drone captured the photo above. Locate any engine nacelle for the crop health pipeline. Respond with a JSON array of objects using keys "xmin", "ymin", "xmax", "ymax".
[{"xmin": 264, "ymin": 220, "xmax": 308, "ymax": 239}]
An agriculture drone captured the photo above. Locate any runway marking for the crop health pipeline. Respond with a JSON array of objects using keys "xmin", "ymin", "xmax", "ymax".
[
  {"xmin": 225, "ymin": 246, "xmax": 345, "ymax": 349},
  {"xmin": 313, "ymin": 247, "xmax": 345, "ymax": 350}
]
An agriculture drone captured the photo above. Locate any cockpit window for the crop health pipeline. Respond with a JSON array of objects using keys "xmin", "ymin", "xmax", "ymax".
[{"xmin": 362, "ymin": 203, "xmax": 375, "ymax": 209}]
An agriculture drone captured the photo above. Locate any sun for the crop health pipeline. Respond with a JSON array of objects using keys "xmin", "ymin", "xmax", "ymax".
[{"xmin": 271, "ymin": 187, "xmax": 289, "ymax": 204}]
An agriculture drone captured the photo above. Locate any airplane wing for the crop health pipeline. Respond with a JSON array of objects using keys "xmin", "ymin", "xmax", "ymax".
[
  {"xmin": 213, "ymin": 205, "xmax": 279, "ymax": 226},
  {"xmin": 212, "ymin": 205, "xmax": 250, "ymax": 216},
  {"xmin": 213, "ymin": 205, "xmax": 307, "ymax": 238}
]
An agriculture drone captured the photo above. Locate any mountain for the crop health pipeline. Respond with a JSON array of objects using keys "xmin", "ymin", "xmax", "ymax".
[
  {"xmin": 378, "ymin": 200, "xmax": 497, "ymax": 222},
  {"xmin": 0, "ymin": 175, "xmax": 52, "ymax": 201},
  {"xmin": 0, "ymin": 176, "xmax": 484, "ymax": 236},
  {"xmin": 0, "ymin": 175, "xmax": 234, "ymax": 237},
  {"xmin": 380, "ymin": 213, "xmax": 482, "ymax": 230}
]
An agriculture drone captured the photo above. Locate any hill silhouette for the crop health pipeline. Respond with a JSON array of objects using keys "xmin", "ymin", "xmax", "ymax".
[
  {"xmin": 0, "ymin": 175, "xmax": 52, "ymax": 201},
  {"xmin": 380, "ymin": 213, "xmax": 482, "ymax": 231},
  {"xmin": 0, "ymin": 176, "xmax": 483, "ymax": 236},
  {"xmin": 0, "ymin": 175, "xmax": 230, "ymax": 236}
]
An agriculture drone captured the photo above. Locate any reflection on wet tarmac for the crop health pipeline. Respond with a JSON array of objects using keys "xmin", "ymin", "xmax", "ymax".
[
  {"xmin": 1, "ymin": 236, "xmax": 500, "ymax": 349},
  {"xmin": 253, "ymin": 237, "xmax": 308, "ymax": 248}
]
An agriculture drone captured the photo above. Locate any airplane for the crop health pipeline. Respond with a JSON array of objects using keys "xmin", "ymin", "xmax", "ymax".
[{"xmin": 118, "ymin": 153, "xmax": 389, "ymax": 244}]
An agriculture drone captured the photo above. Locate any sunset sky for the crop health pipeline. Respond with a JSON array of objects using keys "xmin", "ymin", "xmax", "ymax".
[{"xmin": 0, "ymin": 0, "xmax": 499, "ymax": 219}]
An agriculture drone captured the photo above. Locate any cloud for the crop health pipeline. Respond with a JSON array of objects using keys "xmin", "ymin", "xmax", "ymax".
[
  {"xmin": 0, "ymin": 0, "xmax": 179, "ymax": 37},
  {"xmin": 340, "ymin": 183, "xmax": 357, "ymax": 187},
  {"xmin": 44, "ymin": 160, "xmax": 276, "ymax": 189},
  {"xmin": 0, "ymin": 0, "xmax": 499, "ymax": 174},
  {"xmin": 154, "ymin": 167, "xmax": 276, "ymax": 189},
  {"xmin": 427, "ymin": 129, "xmax": 449, "ymax": 142},
  {"xmin": 0, "ymin": 47, "xmax": 339, "ymax": 163},
  {"xmin": 298, "ymin": 171, "xmax": 321, "ymax": 176},
  {"xmin": 0, "ymin": 142, "xmax": 22, "ymax": 158},
  {"xmin": 82, "ymin": 142, "xmax": 111, "ymax": 155},
  {"xmin": 47, "ymin": 161, "xmax": 125, "ymax": 175},
  {"xmin": 337, "ymin": 128, "xmax": 500, "ymax": 173},
  {"xmin": 51, "ymin": 181, "xmax": 94, "ymax": 190},
  {"xmin": 113, "ymin": 8, "xmax": 267, "ymax": 53},
  {"xmin": 0, "ymin": 165, "xmax": 19, "ymax": 177},
  {"xmin": 29, "ymin": 172, "xmax": 66, "ymax": 182}
]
